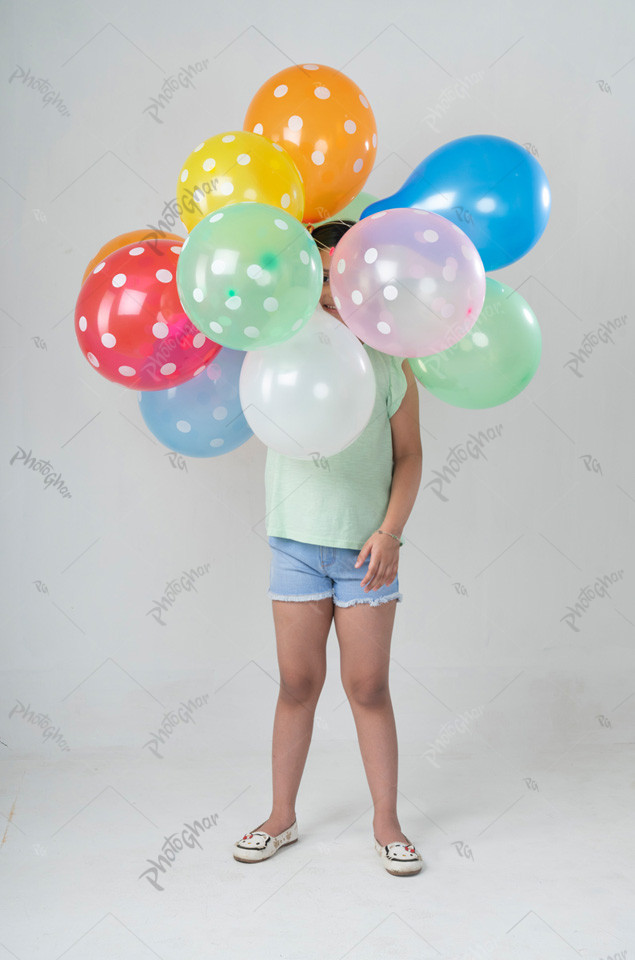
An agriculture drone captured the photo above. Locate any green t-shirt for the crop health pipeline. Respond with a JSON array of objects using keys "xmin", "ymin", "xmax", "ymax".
[{"xmin": 264, "ymin": 343, "xmax": 408, "ymax": 549}]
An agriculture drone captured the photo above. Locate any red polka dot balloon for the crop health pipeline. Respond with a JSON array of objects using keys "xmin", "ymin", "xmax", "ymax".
[{"xmin": 75, "ymin": 240, "xmax": 221, "ymax": 390}]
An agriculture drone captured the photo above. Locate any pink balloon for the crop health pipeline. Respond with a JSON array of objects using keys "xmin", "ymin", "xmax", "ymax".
[{"xmin": 329, "ymin": 208, "xmax": 486, "ymax": 357}]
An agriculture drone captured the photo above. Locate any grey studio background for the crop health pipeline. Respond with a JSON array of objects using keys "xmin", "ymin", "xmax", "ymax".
[{"xmin": 2, "ymin": 0, "xmax": 634, "ymax": 957}]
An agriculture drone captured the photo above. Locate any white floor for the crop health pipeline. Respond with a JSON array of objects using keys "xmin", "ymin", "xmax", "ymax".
[{"xmin": 2, "ymin": 737, "xmax": 634, "ymax": 959}]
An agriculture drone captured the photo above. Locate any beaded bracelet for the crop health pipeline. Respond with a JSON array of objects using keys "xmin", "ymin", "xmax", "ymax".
[{"xmin": 377, "ymin": 528, "xmax": 404, "ymax": 547}]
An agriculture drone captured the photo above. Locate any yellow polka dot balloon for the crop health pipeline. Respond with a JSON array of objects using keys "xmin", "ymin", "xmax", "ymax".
[
  {"xmin": 176, "ymin": 130, "xmax": 305, "ymax": 232},
  {"xmin": 243, "ymin": 63, "xmax": 378, "ymax": 224}
]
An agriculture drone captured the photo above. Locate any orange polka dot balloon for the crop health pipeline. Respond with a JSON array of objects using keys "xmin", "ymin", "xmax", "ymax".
[
  {"xmin": 81, "ymin": 228, "xmax": 184, "ymax": 285},
  {"xmin": 244, "ymin": 63, "xmax": 377, "ymax": 224}
]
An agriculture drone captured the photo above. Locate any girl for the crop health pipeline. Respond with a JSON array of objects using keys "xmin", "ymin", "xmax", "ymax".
[{"xmin": 233, "ymin": 219, "xmax": 424, "ymax": 876}]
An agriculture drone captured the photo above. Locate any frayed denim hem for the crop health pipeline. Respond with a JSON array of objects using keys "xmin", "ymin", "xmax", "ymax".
[
  {"xmin": 333, "ymin": 591, "xmax": 403, "ymax": 608},
  {"xmin": 267, "ymin": 590, "xmax": 334, "ymax": 602}
]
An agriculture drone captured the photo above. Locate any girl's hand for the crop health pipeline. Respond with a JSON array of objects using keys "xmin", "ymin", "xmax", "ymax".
[{"xmin": 354, "ymin": 531, "xmax": 400, "ymax": 591}]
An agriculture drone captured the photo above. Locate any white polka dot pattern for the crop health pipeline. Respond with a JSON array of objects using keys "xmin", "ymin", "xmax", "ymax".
[
  {"xmin": 177, "ymin": 130, "xmax": 305, "ymax": 231},
  {"xmin": 174, "ymin": 204, "xmax": 321, "ymax": 350},
  {"xmin": 325, "ymin": 208, "xmax": 486, "ymax": 356},
  {"xmin": 243, "ymin": 63, "xmax": 377, "ymax": 222},
  {"xmin": 75, "ymin": 239, "xmax": 219, "ymax": 389}
]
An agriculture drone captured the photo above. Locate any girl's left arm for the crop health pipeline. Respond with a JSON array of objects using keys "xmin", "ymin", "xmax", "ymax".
[
  {"xmin": 380, "ymin": 359, "xmax": 423, "ymax": 540},
  {"xmin": 355, "ymin": 361, "xmax": 422, "ymax": 586}
]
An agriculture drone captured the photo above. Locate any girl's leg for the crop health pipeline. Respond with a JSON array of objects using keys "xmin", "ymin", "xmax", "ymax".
[
  {"xmin": 253, "ymin": 596, "xmax": 334, "ymax": 837},
  {"xmin": 333, "ymin": 599, "xmax": 409, "ymax": 847}
]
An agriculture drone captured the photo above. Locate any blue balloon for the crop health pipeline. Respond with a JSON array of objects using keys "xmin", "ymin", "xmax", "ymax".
[
  {"xmin": 137, "ymin": 347, "xmax": 253, "ymax": 457},
  {"xmin": 360, "ymin": 135, "xmax": 551, "ymax": 272}
]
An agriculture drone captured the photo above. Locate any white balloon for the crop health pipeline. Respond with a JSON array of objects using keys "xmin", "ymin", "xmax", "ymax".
[{"xmin": 239, "ymin": 305, "xmax": 376, "ymax": 459}]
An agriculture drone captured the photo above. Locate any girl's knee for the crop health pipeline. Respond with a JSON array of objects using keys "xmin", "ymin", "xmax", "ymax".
[
  {"xmin": 279, "ymin": 670, "xmax": 325, "ymax": 706},
  {"xmin": 342, "ymin": 676, "xmax": 389, "ymax": 708}
]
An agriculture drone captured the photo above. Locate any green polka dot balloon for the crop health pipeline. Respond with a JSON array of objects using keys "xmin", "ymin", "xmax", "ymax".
[{"xmin": 176, "ymin": 202, "xmax": 322, "ymax": 350}]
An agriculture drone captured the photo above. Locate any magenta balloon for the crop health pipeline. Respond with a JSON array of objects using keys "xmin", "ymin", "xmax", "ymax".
[{"xmin": 329, "ymin": 208, "xmax": 486, "ymax": 357}]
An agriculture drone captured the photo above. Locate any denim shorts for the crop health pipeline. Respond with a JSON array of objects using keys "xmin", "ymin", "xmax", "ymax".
[{"xmin": 267, "ymin": 536, "xmax": 403, "ymax": 608}]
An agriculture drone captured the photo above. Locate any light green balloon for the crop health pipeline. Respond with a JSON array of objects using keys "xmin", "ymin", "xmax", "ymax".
[
  {"xmin": 311, "ymin": 191, "xmax": 379, "ymax": 227},
  {"xmin": 408, "ymin": 278, "xmax": 542, "ymax": 409},
  {"xmin": 176, "ymin": 202, "xmax": 322, "ymax": 350}
]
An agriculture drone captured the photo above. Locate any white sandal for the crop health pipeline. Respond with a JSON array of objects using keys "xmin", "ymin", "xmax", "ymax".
[
  {"xmin": 374, "ymin": 836, "xmax": 424, "ymax": 876},
  {"xmin": 233, "ymin": 819, "xmax": 298, "ymax": 862}
]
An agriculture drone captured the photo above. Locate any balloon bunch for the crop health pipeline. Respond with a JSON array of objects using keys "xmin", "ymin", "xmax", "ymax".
[{"xmin": 73, "ymin": 63, "xmax": 552, "ymax": 466}]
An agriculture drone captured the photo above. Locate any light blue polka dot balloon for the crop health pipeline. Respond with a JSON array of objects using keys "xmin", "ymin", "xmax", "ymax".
[{"xmin": 137, "ymin": 347, "xmax": 253, "ymax": 457}]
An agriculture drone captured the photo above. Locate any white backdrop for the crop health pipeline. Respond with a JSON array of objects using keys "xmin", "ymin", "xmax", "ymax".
[{"xmin": 2, "ymin": 0, "xmax": 634, "ymax": 957}]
